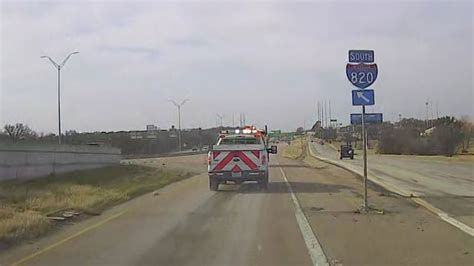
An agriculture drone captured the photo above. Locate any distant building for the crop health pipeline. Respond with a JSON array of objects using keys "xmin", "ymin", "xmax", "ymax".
[
  {"xmin": 146, "ymin": 124, "xmax": 158, "ymax": 132},
  {"xmin": 130, "ymin": 131, "xmax": 144, "ymax": 139}
]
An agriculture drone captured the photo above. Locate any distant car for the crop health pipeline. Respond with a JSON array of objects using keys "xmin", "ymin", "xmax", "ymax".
[
  {"xmin": 202, "ymin": 145, "xmax": 209, "ymax": 151},
  {"xmin": 192, "ymin": 146, "xmax": 199, "ymax": 151},
  {"xmin": 340, "ymin": 144, "xmax": 354, "ymax": 160}
]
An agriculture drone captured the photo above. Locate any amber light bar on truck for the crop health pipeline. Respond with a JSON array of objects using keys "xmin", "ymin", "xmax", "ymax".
[{"xmin": 220, "ymin": 126, "xmax": 266, "ymax": 136}]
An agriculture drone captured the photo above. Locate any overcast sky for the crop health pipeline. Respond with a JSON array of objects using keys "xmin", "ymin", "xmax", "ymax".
[{"xmin": 1, "ymin": 0, "xmax": 472, "ymax": 133}]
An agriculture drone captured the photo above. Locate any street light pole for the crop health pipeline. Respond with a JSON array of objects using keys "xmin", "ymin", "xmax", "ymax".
[
  {"xmin": 57, "ymin": 67, "xmax": 61, "ymax": 144},
  {"xmin": 41, "ymin": 51, "xmax": 79, "ymax": 144},
  {"xmin": 169, "ymin": 99, "xmax": 189, "ymax": 152}
]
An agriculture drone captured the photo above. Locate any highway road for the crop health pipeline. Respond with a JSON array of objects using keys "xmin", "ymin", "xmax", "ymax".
[
  {"xmin": 310, "ymin": 141, "xmax": 474, "ymax": 228},
  {"xmin": 2, "ymin": 151, "xmax": 473, "ymax": 266}
]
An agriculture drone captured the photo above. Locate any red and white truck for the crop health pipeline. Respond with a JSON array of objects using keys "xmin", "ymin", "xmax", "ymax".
[{"xmin": 207, "ymin": 126, "xmax": 277, "ymax": 191}]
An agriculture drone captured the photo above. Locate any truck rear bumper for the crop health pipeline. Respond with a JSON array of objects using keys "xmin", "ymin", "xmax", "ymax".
[{"xmin": 209, "ymin": 170, "xmax": 266, "ymax": 182}]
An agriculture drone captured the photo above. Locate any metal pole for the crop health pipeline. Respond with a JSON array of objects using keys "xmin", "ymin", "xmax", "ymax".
[
  {"xmin": 178, "ymin": 105, "xmax": 182, "ymax": 152},
  {"xmin": 57, "ymin": 67, "xmax": 61, "ymax": 145},
  {"xmin": 362, "ymin": 105, "xmax": 368, "ymax": 209}
]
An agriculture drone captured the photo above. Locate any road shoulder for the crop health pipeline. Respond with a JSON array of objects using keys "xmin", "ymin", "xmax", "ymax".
[{"xmin": 277, "ymin": 153, "xmax": 474, "ymax": 266}]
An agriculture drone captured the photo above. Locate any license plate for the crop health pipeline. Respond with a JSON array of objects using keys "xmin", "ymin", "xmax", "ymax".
[{"xmin": 231, "ymin": 172, "xmax": 242, "ymax": 178}]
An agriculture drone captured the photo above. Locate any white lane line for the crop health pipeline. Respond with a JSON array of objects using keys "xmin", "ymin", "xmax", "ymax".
[
  {"xmin": 413, "ymin": 198, "xmax": 474, "ymax": 237},
  {"xmin": 308, "ymin": 142, "xmax": 474, "ymax": 238},
  {"xmin": 278, "ymin": 165, "xmax": 329, "ymax": 266}
]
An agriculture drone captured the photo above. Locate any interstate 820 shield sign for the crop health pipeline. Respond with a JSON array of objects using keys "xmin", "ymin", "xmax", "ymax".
[{"xmin": 346, "ymin": 63, "xmax": 378, "ymax": 89}]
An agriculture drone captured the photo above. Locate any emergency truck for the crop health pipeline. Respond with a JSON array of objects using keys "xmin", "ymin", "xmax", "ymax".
[{"xmin": 208, "ymin": 126, "xmax": 277, "ymax": 191}]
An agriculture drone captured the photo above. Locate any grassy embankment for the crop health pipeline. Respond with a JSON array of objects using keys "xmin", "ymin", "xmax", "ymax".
[
  {"xmin": 283, "ymin": 138, "xmax": 330, "ymax": 168},
  {"xmin": 0, "ymin": 164, "xmax": 194, "ymax": 244},
  {"xmin": 282, "ymin": 138, "xmax": 307, "ymax": 159}
]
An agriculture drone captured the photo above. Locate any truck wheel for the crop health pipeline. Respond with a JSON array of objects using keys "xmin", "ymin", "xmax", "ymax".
[
  {"xmin": 209, "ymin": 177, "xmax": 219, "ymax": 191},
  {"xmin": 259, "ymin": 174, "xmax": 269, "ymax": 190}
]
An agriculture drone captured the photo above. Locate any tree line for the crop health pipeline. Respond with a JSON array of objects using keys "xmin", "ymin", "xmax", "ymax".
[
  {"xmin": 0, "ymin": 123, "xmax": 221, "ymax": 155},
  {"xmin": 313, "ymin": 116, "xmax": 473, "ymax": 156}
]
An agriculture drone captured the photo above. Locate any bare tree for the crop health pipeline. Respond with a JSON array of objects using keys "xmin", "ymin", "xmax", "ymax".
[
  {"xmin": 460, "ymin": 116, "xmax": 473, "ymax": 152},
  {"xmin": 3, "ymin": 123, "xmax": 37, "ymax": 141}
]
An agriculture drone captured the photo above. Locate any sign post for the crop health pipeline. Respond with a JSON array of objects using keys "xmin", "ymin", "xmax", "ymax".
[
  {"xmin": 346, "ymin": 49, "xmax": 379, "ymax": 211},
  {"xmin": 362, "ymin": 105, "xmax": 367, "ymax": 209}
]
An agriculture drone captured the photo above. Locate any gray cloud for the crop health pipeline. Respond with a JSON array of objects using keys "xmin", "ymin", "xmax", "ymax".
[{"xmin": 1, "ymin": 0, "xmax": 472, "ymax": 133}]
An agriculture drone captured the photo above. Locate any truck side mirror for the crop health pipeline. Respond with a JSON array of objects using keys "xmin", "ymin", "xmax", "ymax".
[{"xmin": 268, "ymin": 145, "xmax": 277, "ymax": 154}]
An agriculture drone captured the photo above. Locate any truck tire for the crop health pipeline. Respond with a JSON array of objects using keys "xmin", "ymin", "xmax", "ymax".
[
  {"xmin": 259, "ymin": 174, "xmax": 269, "ymax": 190},
  {"xmin": 209, "ymin": 177, "xmax": 219, "ymax": 191}
]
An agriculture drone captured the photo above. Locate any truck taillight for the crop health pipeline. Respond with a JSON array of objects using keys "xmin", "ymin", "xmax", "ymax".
[
  {"xmin": 208, "ymin": 152, "xmax": 212, "ymax": 165},
  {"xmin": 261, "ymin": 154, "xmax": 267, "ymax": 165}
]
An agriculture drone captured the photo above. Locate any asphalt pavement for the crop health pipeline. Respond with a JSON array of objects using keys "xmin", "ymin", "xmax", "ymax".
[
  {"xmin": 310, "ymin": 141, "xmax": 474, "ymax": 228},
  {"xmin": 2, "ymin": 151, "xmax": 472, "ymax": 266},
  {"xmin": 2, "ymin": 154, "xmax": 312, "ymax": 266}
]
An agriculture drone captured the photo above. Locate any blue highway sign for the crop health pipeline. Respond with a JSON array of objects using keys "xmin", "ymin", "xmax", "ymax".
[
  {"xmin": 346, "ymin": 63, "xmax": 378, "ymax": 89},
  {"xmin": 350, "ymin": 113, "xmax": 383, "ymax": 125},
  {"xmin": 349, "ymin": 50, "xmax": 374, "ymax": 63},
  {"xmin": 352, "ymin": 89, "xmax": 375, "ymax": 106}
]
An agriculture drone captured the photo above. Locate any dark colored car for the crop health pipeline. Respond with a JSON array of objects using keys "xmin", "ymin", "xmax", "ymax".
[{"xmin": 340, "ymin": 144, "xmax": 354, "ymax": 159}]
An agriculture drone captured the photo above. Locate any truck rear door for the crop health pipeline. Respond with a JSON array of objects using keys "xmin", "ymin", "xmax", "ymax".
[{"xmin": 209, "ymin": 147, "xmax": 264, "ymax": 172}]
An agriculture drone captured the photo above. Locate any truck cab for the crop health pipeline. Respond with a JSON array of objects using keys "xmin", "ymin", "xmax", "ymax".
[{"xmin": 208, "ymin": 127, "xmax": 277, "ymax": 191}]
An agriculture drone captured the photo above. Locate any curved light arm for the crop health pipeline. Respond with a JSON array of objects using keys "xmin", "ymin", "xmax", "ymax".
[
  {"xmin": 60, "ymin": 51, "xmax": 79, "ymax": 68},
  {"xmin": 169, "ymin": 99, "xmax": 179, "ymax": 107},
  {"xmin": 180, "ymin": 98, "xmax": 189, "ymax": 106},
  {"xmin": 40, "ymin": 56, "xmax": 59, "ymax": 69},
  {"xmin": 169, "ymin": 98, "xmax": 189, "ymax": 107}
]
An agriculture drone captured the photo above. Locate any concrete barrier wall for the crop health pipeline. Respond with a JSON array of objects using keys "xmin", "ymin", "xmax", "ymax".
[{"xmin": 0, "ymin": 142, "xmax": 121, "ymax": 181}]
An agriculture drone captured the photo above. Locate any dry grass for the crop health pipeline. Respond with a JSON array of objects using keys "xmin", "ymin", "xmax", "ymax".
[
  {"xmin": 0, "ymin": 165, "xmax": 194, "ymax": 244},
  {"xmin": 282, "ymin": 138, "xmax": 306, "ymax": 159},
  {"xmin": 0, "ymin": 208, "xmax": 52, "ymax": 242}
]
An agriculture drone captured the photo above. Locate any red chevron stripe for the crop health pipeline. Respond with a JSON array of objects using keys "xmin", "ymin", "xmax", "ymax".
[
  {"xmin": 213, "ymin": 151, "xmax": 234, "ymax": 171},
  {"xmin": 231, "ymin": 164, "xmax": 242, "ymax": 172},
  {"xmin": 251, "ymin": 150, "xmax": 260, "ymax": 159},
  {"xmin": 237, "ymin": 151, "xmax": 258, "ymax": 170}
]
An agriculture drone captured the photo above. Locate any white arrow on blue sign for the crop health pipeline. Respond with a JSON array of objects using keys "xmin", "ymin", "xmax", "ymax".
[{"xmin": 352, "ymin": 89, "xmax": 375, "ymax": 106}]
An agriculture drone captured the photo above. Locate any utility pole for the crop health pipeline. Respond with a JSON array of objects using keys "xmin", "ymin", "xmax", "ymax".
[
  {"xmin": 324, "ymin": 100, "xmax": 328, "ymax": 128},
  {"xmin": 425, "ymin": 101, "xmax": 429, "ymax": 129},
  {"xmin": 430, "ymin": 100, "xmax": 434, "ymax": 124},
  {"xmin": 216, "ymin": 114, "xmax": 223, "ymax": 128},
  {"xmin": 321, "ymin": 102, "xmax": 324, "ymax": 128},
  {"xmin": 41, "ymin": 51, "xmax": 79, "ymax": 144},
  {"xmin": 317, "ymin": 101, "xmax": 320, "ymax": 123},
  {"xmin": 436, "ymin": 102, "xmax": 439, "ymax": 119},
  {"xmin": 329, "ymin": 100, "xmax": 332, "ymax": 128},
  {"xmin": 169, "ymin": 98, "xmax": 189, "ymax": 152}
]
